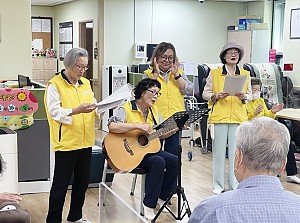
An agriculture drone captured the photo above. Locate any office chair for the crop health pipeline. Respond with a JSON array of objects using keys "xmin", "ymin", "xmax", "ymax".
[{"xmin": 196, "ymin": 63, "xmax": 223, "ymax": 153}]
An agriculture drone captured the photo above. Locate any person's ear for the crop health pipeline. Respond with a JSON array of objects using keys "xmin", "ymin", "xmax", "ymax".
[
  {"xmin": 279, "ymin": 158, "xmax": 287, "ymax": 174},
  {"xmin": 234, "ymin": 148, "xmax": 243, "ymax": 171}
]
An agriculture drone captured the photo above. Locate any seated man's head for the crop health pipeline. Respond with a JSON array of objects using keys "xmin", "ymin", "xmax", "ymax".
[{"xmin": 234, "ymin": 117, "xmax": 290, "ymax": 182}]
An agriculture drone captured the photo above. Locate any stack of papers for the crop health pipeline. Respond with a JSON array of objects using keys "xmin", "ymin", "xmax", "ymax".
[{"xmin": 95, "ymin": 83, "xmax": 134, "ymax": 113}]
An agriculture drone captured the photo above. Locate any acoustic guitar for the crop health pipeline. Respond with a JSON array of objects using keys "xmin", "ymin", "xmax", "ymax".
[{"xmin": 103, "ymin": 127, "xmax": 176, "ymax": 172}]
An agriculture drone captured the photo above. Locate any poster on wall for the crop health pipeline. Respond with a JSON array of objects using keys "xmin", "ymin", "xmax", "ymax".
[
  {"xmin": 59, "ymin": 21, "xmax": 73, "ymax": 60},
  {"xmin": 0, "ymin": 14, "xmax": 1, "ymax": 42},
  {"xmin": 290, "ymin": 8, "xmax": 300, "ymax": 39},
  {"xmin": 32, "ymin": 18, "xmax": 42, "ymax": 32}
]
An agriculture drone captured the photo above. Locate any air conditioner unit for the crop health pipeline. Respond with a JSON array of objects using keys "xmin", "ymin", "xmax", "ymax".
[{"xmin": 0, "ymin": 128, "xmax": 18, "ymax": 193}]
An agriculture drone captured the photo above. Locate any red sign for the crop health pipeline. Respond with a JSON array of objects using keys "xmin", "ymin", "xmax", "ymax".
[{"xmin": 283, "ymin": 63, "xmax": 294, "ymax": 71}]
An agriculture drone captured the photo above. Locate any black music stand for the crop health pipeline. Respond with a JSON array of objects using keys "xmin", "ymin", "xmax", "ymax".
[{"xmin": 152, "ymin": 109, "xmax": 209, "ymax": 222}]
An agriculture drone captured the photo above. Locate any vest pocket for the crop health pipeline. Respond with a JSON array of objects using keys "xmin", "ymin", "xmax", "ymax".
[{"xmin": 58, "ymin": 123, "xmax": 62, "ymax": 142}]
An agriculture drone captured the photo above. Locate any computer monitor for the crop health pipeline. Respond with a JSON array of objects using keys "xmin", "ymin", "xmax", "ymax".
[
  {"xmin": 146, "ymin": 44, "xmax": 158, "ymax": 62},
  {"xmin": 138, "ymin": 64, "xmax": 149, "ymax": 73},
  {"xmin": 18, "ymin": 75, "xmax": 32, "ymax": 88}
]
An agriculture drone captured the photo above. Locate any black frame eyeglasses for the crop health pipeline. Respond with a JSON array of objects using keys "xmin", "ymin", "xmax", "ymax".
[
  {"xmin": 160, "ymin": 55, "xmax": 174, "ymax": 62},
  {"xmin": 75, "ymin": 64, "xmax": 89, "ymax": 71},
  {"xmin": 147, "ymin": 89, "xmax": 161, "ymax": 97},
  {"xmin": 226, "ymin": 51, "xmax": 240, "ymax": 56}
]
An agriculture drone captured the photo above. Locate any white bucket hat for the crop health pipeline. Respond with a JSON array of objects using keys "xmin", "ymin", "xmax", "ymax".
[{"xmin": 219, "ymin": 42, "xmax": 244, "ymax": 61}]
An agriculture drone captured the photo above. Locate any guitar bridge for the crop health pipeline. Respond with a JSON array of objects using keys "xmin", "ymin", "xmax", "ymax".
[{"xmin": 123, "ymin": 138, "xmax": 134, "ymax": 156}]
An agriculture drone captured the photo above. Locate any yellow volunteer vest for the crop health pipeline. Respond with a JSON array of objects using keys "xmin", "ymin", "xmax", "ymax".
[
  {"xmin": 144, "ymin": 69, "xmax": 184, "ymax": 120},
  {"xmin": 208, "ymin": 67, "xmax": 250, "ymax": 124},
  {"xmin": 246, "ymin": 98, "xmax": 276, "ymax": 120},
  {"xmin": 122, "ymin": 101, "xmax": 159, "ymax": 125},
  {"xmin": 44, "ymin": 74, "xmax": 95, "ymax": 151}
]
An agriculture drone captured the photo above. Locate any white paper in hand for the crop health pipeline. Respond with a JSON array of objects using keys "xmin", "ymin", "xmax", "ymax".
[
  {"xmin": 95, "ymin": 83, "xmax": 134, "ymax": 113},
  {"xmin": 223, "ymin": 75, "xmax": 246, "ymax": 95}
]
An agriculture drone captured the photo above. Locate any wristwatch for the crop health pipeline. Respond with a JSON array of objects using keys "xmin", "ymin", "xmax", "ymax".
[{"xmin": 174, "ymin": 74, "xmax": 182, "ymax": 80}]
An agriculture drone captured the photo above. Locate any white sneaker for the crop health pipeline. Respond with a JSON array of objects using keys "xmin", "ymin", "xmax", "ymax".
[
  {"xmin": 67, "ymin": 219, "xmax": 92, "ymax": 223},
  {"xmin": 287, "ymin": 175, "xmax": 300, "ymax": 184},
  {"xmin": 143, "ymin": 205, "xmax": 156, "ymax": 220},
  {"xmin": 156, "ymin": 198, "xmax": 169, "ymax": 213},
  {"xmin": 213, "ymin": 188, "xmax": 224, "ymax": 195},
  {"xmin": 0, "ymin": 205, "xmax": 17, "ymax": 212}
]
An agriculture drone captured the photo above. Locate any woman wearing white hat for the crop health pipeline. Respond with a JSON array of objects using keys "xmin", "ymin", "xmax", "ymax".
[{"xmin": 202, "ymin": 42, "xmax": 252, "ymax": 194}]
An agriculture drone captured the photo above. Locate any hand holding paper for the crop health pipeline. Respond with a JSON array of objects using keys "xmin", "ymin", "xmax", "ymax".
[
  {"xmin": 223, "ymin": 75, "xmax": 246, "ymax": 95},
  {"xmin": 95, "ymin": 83, "xmax": 134, "ymax": 113},
  {"xmin": 218, "ymin": 92, "xmax": 230, "ymax": 99}
]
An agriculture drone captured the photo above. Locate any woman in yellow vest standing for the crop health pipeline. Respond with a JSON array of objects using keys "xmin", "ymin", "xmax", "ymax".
[
  {"xmin": 202, "ymin": 42, "xmax": 252, "ymax": 194},
  {"xmin": 45, "ymin": 48, "xmax": 100, "ymax": 223},
  {"xmin": 144, "ymin": 42, "xmax": 193, "ymax": 156}
]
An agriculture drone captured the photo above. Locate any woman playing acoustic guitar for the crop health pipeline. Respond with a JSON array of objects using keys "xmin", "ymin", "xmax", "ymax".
[{"xmin": 106, "ymin": 78, "xmax": 178, "ymax": 220}]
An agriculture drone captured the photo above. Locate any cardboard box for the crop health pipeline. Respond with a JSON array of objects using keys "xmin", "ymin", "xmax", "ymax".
[
  {"xmin": 238, "ymin": 16, "xmax": 261, "ymax": 30},
  {"xmin": 247, "ymin": 23, "xmax": 269, "ymax": 30}
]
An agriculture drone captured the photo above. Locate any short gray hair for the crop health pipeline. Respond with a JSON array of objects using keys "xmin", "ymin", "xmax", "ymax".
[
  {"xmin": 63, "ymin": 48, "xmax": 88, "ymax": 69},
  {"xmin": 236, "ymin": 117, "xmax": 290, "ymax": 175}
]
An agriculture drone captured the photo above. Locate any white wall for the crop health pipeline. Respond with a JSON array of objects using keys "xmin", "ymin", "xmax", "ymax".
[
  {"xmin": 4, "ymin": 0, "xmax": 295, "ymax": 87},
  {"xmin": 0, "ymin": 0, "xmax": 31, "ymax": 80},
  {"xmin": 247, "ymin": 1, "xmax": 264, "ymax": 19},
  {"xmin": 31, "ymin": 6, "xmax": 55, "ymax": 18},
  {"xmin": 103, "ymin": 0, "xmax": 247, "ymax": 66},
  {"xmin": 282, "ymin": 0, "xmax": 300, "ymax": 87},
  {"xmin": 53, "ymin": 0, "xmax": 98, "ymax": 75}
]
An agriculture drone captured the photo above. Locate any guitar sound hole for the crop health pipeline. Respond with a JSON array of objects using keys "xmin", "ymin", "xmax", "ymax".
[{"xmin": 137, "ymin": 135, "xmax": 149, "ymax": 146}]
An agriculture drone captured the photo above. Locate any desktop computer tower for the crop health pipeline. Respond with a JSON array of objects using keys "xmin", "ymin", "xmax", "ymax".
[{"xmin": 102, "ymin": 65, "xmax": 128, "ymax": 132}]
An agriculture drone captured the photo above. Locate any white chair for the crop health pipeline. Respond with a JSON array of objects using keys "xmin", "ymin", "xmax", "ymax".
[{"xmin": 101, "ymin": 159, "xmax": 148, "ymax": 216}]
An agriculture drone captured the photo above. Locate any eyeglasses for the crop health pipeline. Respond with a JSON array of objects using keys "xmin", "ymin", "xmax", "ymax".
[
  {"xmin": 75, "ymin": 64, "xmax": 89, "ymax": 71},
  {"xmin": 226, "ymin": 50, "xmax": 240, "ymax": 56},
  {"xmin": 160, "ymin": 55, "xmax": 174, "ymax": 62},
  {"xmin": 147, "ymin": 89, "xmax": 161, "ymax": 97}
]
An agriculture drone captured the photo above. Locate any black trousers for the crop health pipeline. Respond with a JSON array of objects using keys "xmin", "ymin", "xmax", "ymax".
[
  {"xmin": 286, "ymin": 141, "xmax": 298, "ymax": 176},
  {"xmin": 161, "ymin": 132, "xmax": 180, "ymax": 156},
  {"xmin": 138, "ymin": 150, "xmax": 178, "ymax": 208},
  {"xmin": 46, "ymin": 147, "xmax": 92, "ymax": 223}
]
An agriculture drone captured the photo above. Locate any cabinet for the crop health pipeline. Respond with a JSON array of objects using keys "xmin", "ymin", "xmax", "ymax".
[
  {"xmin": 16, "ymin": 86, "xmax": 52, "ymax": 194},
  {"xmin": 228, "ymin": 30, "xmax": 271, "ymax": 66},
  {"xmin": 0, "ymin": 128, "xmax": 18, "ymax": 193},
  {"xmin": 32, "ymin": 58, "xmax": 58, "ymax": 82}
]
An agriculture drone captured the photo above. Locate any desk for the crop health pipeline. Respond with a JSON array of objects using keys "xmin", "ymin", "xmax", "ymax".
[
  {"xmin": 276, "ymin": 109, "xmax": 300, "ymax": 121},
  {"xmin": 276, "ymin": 109, "xmax": 300, "ymax": 163}
]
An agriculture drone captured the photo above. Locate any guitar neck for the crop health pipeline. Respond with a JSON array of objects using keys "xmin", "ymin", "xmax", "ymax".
[{"xmin": 148, "ymin": 127, "xmax": 176, "ymax": 141}]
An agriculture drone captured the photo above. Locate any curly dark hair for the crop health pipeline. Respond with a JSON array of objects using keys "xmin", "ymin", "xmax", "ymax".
[
  {"xmin": 134, "ymin": 78, "xmax": 161, "ymax": 100},
  {"xmin": 150, "ymin": 42, "xmax": 177, "ymax": 66}
]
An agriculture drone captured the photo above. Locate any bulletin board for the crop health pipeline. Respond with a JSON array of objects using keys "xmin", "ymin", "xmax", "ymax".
[
  {"xmin": 31, "ymin": 17, "xmax": 53, "ymax": 49},
  {"xmin": 59, "ymin": 21, "xmax": 73, "ymax": 61},
  {"xmin": 290, "ymin": 8, "xmax": 300, "ymax": 39}
]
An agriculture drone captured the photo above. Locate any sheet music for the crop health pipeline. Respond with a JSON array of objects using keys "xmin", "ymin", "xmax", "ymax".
[
  {"xmin": 223, "ymin": 75, "xmax": 246, "ymax": 95},
  {"xmin": 95, "ymin": 83, "xmax": 134, "ymax": 113}
]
